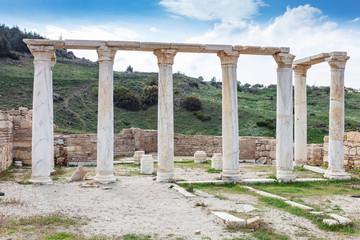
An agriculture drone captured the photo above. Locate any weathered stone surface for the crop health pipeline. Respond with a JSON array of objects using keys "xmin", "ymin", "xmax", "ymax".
[
  {"xmin": 140, "ymin": 154, "xmax": 154, "ymax": 174},
  {"xmin": 212, "ymin": 211, "xmax": 246, "ymax": 228},
  {"xmin": 133, "ymin": 151, "xmax": 145, "ymax": 165},
  {"xmin": 211, "ymin": 153, "xmax": 222, "ymax": 170},
  {"xmin": 69, "ymin": 165, "xmax": 88, "ymax": 182},
  {"xmin": 323, "ymin": 219, "xmax": 339, "ymax": 226},
  {"xmin": 194, "ymin": 151, "xmax": 207, "ymax": 164},
  {"xmin": 246, "ymin": 216, "xmax": 261, "ymax": 230}
]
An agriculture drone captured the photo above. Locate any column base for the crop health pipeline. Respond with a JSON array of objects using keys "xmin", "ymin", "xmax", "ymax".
[
  {"xmin": 324, "ymin": 168, "xmax": 351, "ymax": 180},
  {"xmin": 30, "ymin": 176, "xmax": 53, "ymax": 184},
  {"xmin": 221, "ymin": 170, "xmax": 242, "ymax": 183},
  {"xmin": 277, "ymin": 170, "xmax": 296, "ymax": 182},
  {"xmin": 94, "ymin": 174, "xmax": 116, "ymax": 184},
  {"xmin": 156, "ymin": 172, "xmax": 174, "ymax": 182}
]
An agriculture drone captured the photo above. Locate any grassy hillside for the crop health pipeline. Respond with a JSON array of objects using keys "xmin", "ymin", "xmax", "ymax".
[{"xmin": 1, "ymin": 54, "xmax": 360, "ymax": 143}]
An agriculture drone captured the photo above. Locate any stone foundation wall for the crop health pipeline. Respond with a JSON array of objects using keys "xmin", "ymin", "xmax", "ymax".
[
  {"xmin": 323, "ymin": 132, "xmax": 360, "ymax": 168},
  {"xmin": 0, "ymin": 111, "xmax": 13, "ymax": 171},
  {"xmin": 255, "ymin": 138, "xmax": 276, "ymax": 164},
  {"xmin": 307, "ymin": 144, "xmax": 324, "ymax": 166}
]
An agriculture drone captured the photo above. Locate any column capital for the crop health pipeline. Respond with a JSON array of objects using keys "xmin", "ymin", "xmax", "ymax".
[
  {"xmin": 217, "ymin": 50, "xmax": 239, "ymax": 66},
  {"xmin": 154, "ymin": 49, "xmax": 177, "ymax": 65},
  {"xmin": 97, "ymin": 46, "xmax": 117, "ymax": 62},
  {"xmin": 293, "ymin": 65, "xmax": 311, "ymax": 75},
  {"xmin": 273, "ymin": 53, "xmax": 295, "ymax": 69},
  {"xmin": 28, "ymin": 45, "xmax": 55, "ymax": 63},
  {"xmin": 326, "ymin": 55, "xmax": 349, "ymax": 70}
]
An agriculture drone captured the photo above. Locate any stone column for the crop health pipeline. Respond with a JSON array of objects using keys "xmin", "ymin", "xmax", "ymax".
[
  {"xmin": 293, "ymin": 65, "xmax": 311, "ymax": 166},
  {"xmin": 217, "ymin": 50, "xmax": 241, "ymax": 182},
  {"xmin": 324, "ymin": 54, "xmax": 350, "ymax": 180},
  {"xmin": 29, "ymin": 45, "xmax": 54, "ymax": 184},
  {"xmin": 154, "ymin": 49, "xmax": 177, "ymax": 182},
  {"xmin": 273, "ymin": 53, "xmax": 296, "ymax": 181},
  {"xmin": 50, "ymin": 54, "xmax": 56, "ymax": 173},
  {"xmin": 94, "ymin": 46, "xmax": 117, "ymax": 183}
]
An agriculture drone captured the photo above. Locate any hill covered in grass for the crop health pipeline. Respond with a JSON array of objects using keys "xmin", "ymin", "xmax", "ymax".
[{"xmin": 1, "ymin": 53, "xmax": 360, "ymax": 144}]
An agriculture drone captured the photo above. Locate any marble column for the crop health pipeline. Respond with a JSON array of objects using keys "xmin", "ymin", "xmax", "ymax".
[
  {"xmin": 293, "ymin": 65, "xmax": 311, "ymax": 166},
  {"xmin": 273, "ymin": 53, "xmax": 296, "ymax": 181},
  {"xmin": 217, "ymin": 50, "xmax": 241, "ymax": 183},
  {"xmin": 324, "ymin": 55, "xmax": 351, "ymax": 180},
  {"xmin": 29, "ymin": 45, "xmax": 54, "ymax": 184},
  {"xmin": 153, "ymin": 49, "xmax": 177, "ymax": 182},
  {"xmin": 94, "ymin": 46, "xmax": 117, "ymax": 183},
  {"xmin": 50, "ymin": 54, "xmax": 56, "ymax": 173}
]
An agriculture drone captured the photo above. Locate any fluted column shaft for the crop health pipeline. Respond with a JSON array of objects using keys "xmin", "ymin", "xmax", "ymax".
[
  {"xmin": 29, "ymin": 45, "xmax": 54, "ymax": 183},
  {"xmin": 293, "ymin": 65, "xmax": 311, "ymax": 166},
  {"xmin": 50, "ymin": 54, "xmax": 56, "ymax": 172},
  {"xmin": 217, "ymin": 51, "xmax": 241, "ymax": 182},
  {"xmin": 154, "ymin": 49, "xmax": 177, "ymax": 182},
  {"xmin": 274, "ymin": 53, "xmax": 296, "ymax": 181},
  {"xmin": 324, "ymin": 55, "xmax": 350, "ymax": 180},
  {"xmin": 95, "ymin": 46, "xmax": 117, "ymax": 183}
]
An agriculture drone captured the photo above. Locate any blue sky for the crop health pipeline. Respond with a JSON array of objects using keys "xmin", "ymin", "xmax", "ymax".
[{"xmin": 1, "ymin": 0, "xmax": 360, "ymax": 87}]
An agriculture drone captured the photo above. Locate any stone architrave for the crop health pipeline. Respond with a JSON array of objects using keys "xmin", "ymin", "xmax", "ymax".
[
  {"xmin": 153, "ymin": 49, "xmax": 177, "ymax": 182},
  {"xmin": 50, "ymin": 54, "xmax": 56, "ymax": 173},
  {"xmin": 94, "ymin": 46, "xmax": 117, "ymax": 183},
  {"xmin": 217, "ymin": 50, "xmax": 241, "ymax": 182},
  {"xmin": 211, "ymin": 153, "xmax": 223, "ymax": 170},
  {"xmin": 273, "ymin": 53, "xmax": 296, "ymax": 181},
  {"xmin": 324, "ymin": 55, "xmax": 351, "ymax": 180},
  {"xmin": 194, "ymin": 151, "xmax": 207, "ymax": 163},
  {"xmin": 293, "ymin": 65, "xmax": 311, "ymax": 166},
  {"xmin": 140, "ymin": 154, "xmax": 154, "ymax": 174},
  {"xmin": 29, "ymin": 45, "xmax": 54, "ymax": 184}
]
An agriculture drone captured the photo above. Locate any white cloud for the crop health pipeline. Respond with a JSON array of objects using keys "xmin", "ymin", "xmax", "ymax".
[
  {"xmin": 149, "ymin": 27, "xmax": 160, "ymax": 32},
  {"xmin": 159, "ymin": 0, "xmax": 265, "ymax": 22},
  {"xmin": 351, "ymin": 17, "xmax": 360, "ymax": 23}
]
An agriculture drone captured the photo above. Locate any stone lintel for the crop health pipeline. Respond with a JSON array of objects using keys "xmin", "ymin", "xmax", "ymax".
[
  {"xmin": 233, "ymin": 46, "xmax": 289, "ymax": 55},
  {"xmin": 23, "ymin": 39, "xmax": 65, "ymax": 48},
  {"xmin": 65, "ymin": 39, "xmax": 106, "ymax": 49},
  {"xmin": 293, "ymin": 53, "xmax": 331, "ymax": 66},
  {"xmin": 170, "ymin": 43, "xmax": 204, "ymax": 52},
  {"xmin": 107, "ymin": 41, "xmax": 140, "ymax": 50},
  {"xmin": 203, "ymin": 44, "xmax": 233, "ymax": 53},
  {"xmin": 140, "ymin": 42, "xmax": 171, "ymax": 51}
]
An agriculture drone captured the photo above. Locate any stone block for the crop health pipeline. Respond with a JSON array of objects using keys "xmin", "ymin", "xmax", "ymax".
[
  {"xmin": 323, "ymin": 219, "xmax": 339, "ymax": 226},
  {"xmin": 328, "ymin": 214, "xmax": 353, "ymax": 226},
  {"xmin": 69, "ymin": 165, "xmax": 88, "ymax": 182},
  {"xmin": 212, "ymin": 212, "xmax": 246, "ymax": 228},
  {"xmin": 194, "ymin": 151, "xmax": 207, "ymax": 163},
  {"xmin": 133, "ymin": 151, "xmax": 145, "ymax": 165},
  {"xmin": 246, "ymin": 216, "xmax": 261, "ymax": 230},
  {"xmin": 140, "ymin": 154, "xmax": 154, "ymax": 174},
  {"xmin": 211, "ymin": 153, "xmax": 222, "ymax": 170}
]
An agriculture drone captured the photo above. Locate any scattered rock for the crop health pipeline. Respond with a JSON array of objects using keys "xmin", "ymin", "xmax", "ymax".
[
  {"xmin": 102, "ymin": 187, "xmax": 112, "ymax": 190},
  {"xmin": 53, "ymin": 93, "xmax": 63, "ymax": 102},
  {"xmin": 246, "ymin": 216, "xmax": 261, "ymax": 230},
  {"xmin": 323, "ymin": 219, "xmax": 339, "ymax": 226},
  {"xmin": 328, "ymin": 213, "xmax": 353, "ymax": 226},
  {"xmin": 80, "ymin": 184, "xmax": 99, "ymax": 188},
  {"xmin": 255, "ymin": 157, "xmax": 267, "ymax": 165},
  {"xmin": 86, "ymin": 180, "xmax": 95, "ymax": 185},
  {"xmin": 194, "ymin": 230, "xmax": 201, "ymax": 235},
  {"xmin": 0, "ymin": 192, "xmax": 4, "ymax": 196},
  {"xmin": 69, "ymin": 165, "xmax": 88, "ymax": 182}
]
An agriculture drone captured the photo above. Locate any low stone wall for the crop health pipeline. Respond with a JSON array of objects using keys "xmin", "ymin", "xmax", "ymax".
[
  {"xmin": 255, "ymin": 138, "xmax": 276, "ymax": 164},
  {"xmin": 0, "ymin": 111, "xmax": 13, "ymax": 171},
  {"xmin": 323, "ymin": 132, "xmax": 360, "ymax": 168}
]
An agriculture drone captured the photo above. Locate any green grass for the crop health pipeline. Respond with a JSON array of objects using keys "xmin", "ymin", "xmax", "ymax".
[
  {"xmin": 206, "ymin": 168, "xmax": 222, "ymax": 173},
  {"xmin": 3, "ymin": 55, "xmax": 360, "ymax": 143},
  {"xmin": 259, "ymin": 196, "xmax": 357, "ymax": 233},
  {"xmin": 251, "ymin": 179, "xmax": 360, "ymax": 197}
]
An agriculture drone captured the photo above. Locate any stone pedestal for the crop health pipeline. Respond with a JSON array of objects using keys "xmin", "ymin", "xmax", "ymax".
[
  {"xmin": 154, "ymin": 49, "xmax": 177, "ymax": 182},
  {"xmin": 29, "ymin": 45, "xmax": 54, "ymax": 184},
  {"xmin": 94, "ymin": 46, "xmax": 117, "ymax": 183},
  {"xmin": 324, "ymin": 54, "xmax": 350, "ymax": 180},
  {"xmin": 218, "ymin": 51, "xmax": 241, "ymax": 183},
  {"xmin": 133, "ymin": 151, "xmax": 145, "ymax": 165},
  {"xmin": 273, "ymin": 53, "xmax": 296, "ymax": 182},
  {"xmin": 194, "ymin": 151, "xmax": 207, "ymax": 163},
  {"xmin": 293, "ymin": 65, "xmax": 311, "ymax": 166},
  {"xmin": 141, "ymin": 155, "xmax": 154, "ymax": 174},
  {"xmin": 211, "ymin": 153, "xmax": 223, "ymax": 170}
]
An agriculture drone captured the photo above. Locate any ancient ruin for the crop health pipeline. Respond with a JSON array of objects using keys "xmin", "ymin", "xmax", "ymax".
[{"xmin": 0, "ymin": 39, "xmax": 350, "ymax": 184}]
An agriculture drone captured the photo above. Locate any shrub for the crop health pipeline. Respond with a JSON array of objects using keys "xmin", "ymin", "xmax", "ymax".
[
  {"xmin": 92, "ymin": 86, "xmax": 98, "ymax": 96},
  {"xmin": 182, "ymin": 96, "xmax": 201, "ymax": 111},
  {"xmin": 113, "ymin": 86, "xmax": 140, "ymax": 111},
  {"xmin": 147, "ymin": 76, "xmax": 158, "ymax": 86},
  {"xmin": 141, "ymin": 85, "xmax": 158, "ymax": 107},
  {"xmin": 194, "ymin": 112, "xmax": 211, "ymax": 121},
  {"xmin": 256, "ymin": 119, "xmax": 275, "ymax": 130}
]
